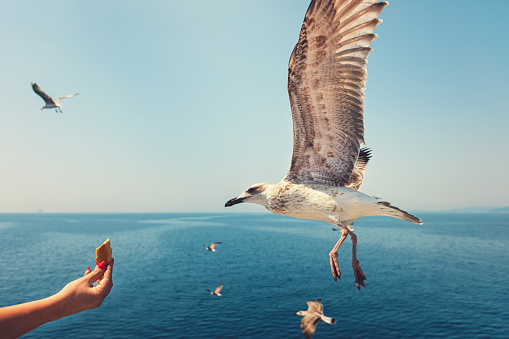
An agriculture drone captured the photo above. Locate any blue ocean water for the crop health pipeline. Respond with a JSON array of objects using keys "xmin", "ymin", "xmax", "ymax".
[{"xmin": 0, "ymin": 212, "xmax": 508, "ymax": 338}]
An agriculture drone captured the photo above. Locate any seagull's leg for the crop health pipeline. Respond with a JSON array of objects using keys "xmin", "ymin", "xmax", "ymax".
[
  {"xmin": 345, "ymin": 227, "xmax": 366, "ymax": 290},
  {"xmin": 329, "ymin": 227, "xmax": 348, "ymax": 282}
]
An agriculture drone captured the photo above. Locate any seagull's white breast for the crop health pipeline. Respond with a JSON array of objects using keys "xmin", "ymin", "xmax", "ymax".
[
  {"xmin": 265, "ymin": 181, "xmax": 338, "ymax": 224},
  {"xmin": 265, "ymin": 181, "xmax": 379, "ymax": 225}
]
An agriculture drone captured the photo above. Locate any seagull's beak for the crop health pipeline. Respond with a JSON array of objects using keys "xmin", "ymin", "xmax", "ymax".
[{"xmin": 225, "ymin": 197, "xmax": 246, "ymax": 207}]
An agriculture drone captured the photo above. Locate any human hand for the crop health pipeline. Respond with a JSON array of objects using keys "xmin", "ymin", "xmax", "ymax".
[
  {"xmin": 54, "ymin": 259, "xmax": 114, "ymax": 317},
  {"xmin": 0, "ymin": 259, "xmax": 114, "ymax": 339}
]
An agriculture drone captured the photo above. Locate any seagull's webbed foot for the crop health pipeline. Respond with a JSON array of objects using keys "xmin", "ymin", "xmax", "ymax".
[
  {"xmin": 352, "ymin": 259, "xmax": 366, "ymax": 290},
  {"xmin": 329, "ymin": 251, "xmax": 341, "ymax": 281}
]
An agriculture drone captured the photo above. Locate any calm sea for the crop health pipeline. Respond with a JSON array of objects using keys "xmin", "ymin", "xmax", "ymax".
[{"xmin": 0, "ymin": 212, "xmax": 508, "ymax": 338}]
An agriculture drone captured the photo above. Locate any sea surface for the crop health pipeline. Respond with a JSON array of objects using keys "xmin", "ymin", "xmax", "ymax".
[{"xmin": 0, "ymin": 212, "xmax": 508, "ymax": 338}]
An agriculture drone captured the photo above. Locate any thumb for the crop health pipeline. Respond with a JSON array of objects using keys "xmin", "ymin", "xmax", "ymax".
[{"xmin": 86, "ymin": 264, "xmax": 107, "ymax": 283}]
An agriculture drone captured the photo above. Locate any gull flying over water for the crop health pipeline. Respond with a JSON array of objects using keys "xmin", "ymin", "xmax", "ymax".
[
  {"xmin": 295, "ymin": 299, "xmax": 336, "ymax": 339},
  {"xmin": 204, "ymin": 242, "xmax": 222, "ymax": 252},
  {"xmin": 31, "ymin": 82, "xmax": 79, "ymax": 113},
  {"xmin": 225, "ymin": 0, "xmax": 422, "ymax": 290},
  {"xmin": 207, "ymin": 283, "xmax": 224, "ymax": 297}
]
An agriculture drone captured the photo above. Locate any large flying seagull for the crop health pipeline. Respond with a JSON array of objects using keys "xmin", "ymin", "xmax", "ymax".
[
  {"xmin": 32, "ymin": 82, "xmax": 79, "ymax": 113},
  {"xmin": 225, "ymin": 0, "xmax": 422, "ymax": 290}
]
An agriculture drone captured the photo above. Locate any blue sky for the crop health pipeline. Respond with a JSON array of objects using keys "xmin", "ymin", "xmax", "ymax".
[{"xmin": 1, "ymin": 1, "xmax": 508, "ymax": 213}]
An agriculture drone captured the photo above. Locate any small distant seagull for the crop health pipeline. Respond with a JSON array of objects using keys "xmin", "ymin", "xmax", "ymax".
[
  {"xmin": 31, "ymin": 82, "xmax": 79, "ymax": 113},
  {"xmin": 331, "ymin": 227, "xmax": 339, "ymax": 231},
  {"xmin": 204, "ymin": 242, "xmax": 222, "ymax": 252},
  {"xmin": 207, "ymin": 283, "xmax": 224, "ymax": 297},
  {"xmin": 295, "ymin": 299, "xmax": 336, "ymax": 339},
  {"xmin": 225, "ymin": 0, "xmax": 422, "ymax": 290}
]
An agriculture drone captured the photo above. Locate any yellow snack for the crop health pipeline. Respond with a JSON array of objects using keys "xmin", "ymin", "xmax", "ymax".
[{"xmin": 95, "ymin": 239, "xmax": 113, "ymax": 264}]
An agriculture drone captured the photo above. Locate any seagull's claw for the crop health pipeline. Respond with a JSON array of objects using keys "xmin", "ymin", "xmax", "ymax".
[
  {"xmin": 329, "ymin": 252, "xmax": 341, "ymax": 281},
  {"xmin": 352, "ymin": 259, "xmax": 366, "ymax": 290}
]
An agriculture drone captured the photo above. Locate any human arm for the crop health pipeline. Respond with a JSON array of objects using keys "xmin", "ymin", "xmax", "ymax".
[{"xmin": 0, "ymin": 259, "xmax": 113, "ymax": 339}]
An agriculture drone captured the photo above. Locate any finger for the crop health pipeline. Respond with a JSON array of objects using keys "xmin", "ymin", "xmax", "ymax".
[
  {"xmin": 104, "ymin": 258, "xmax": 113, "ymax": 278},
  {"xmin": 96, "ymin": 259, "xmax": 114, "ymax": 294},
  {"xmin": 97, "ymin": 260, "xmax": 107, "ymax": 270},
  {"xmin": 85, "ymin": 262, "xmax": 108, "ymax": 284},
  {"xmin": 84, "ymin": 266, "xmax": 91, "ymax": 276},
  {"xmin": 99, "ymin": 259, "xmax": 114, "ymax": 285}
]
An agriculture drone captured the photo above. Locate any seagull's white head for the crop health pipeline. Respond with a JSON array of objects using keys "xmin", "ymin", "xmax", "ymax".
[
  {"xmin": 225, "ymin": 183, "xmax": 271, "ymax": 208},
  {"xmin": 295, "ymin": 311, "xmax": 306, "ymax": 317}
]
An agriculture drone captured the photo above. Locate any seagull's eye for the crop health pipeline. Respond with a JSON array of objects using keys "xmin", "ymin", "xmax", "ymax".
[{"xmin": 247, "ymin": 186, "xmax": 259, "ymax": 194}]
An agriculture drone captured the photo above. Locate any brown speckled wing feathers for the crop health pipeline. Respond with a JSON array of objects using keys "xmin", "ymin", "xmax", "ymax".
[
  {"xmin": 31, "ymin": 82, "xmax": 54, "ymax": 104},
  {"xmin": 301, "ymin": 315, "xmax": 320, "ymax": 339},
  {"xmin": 285, "ymin": 0, "xmax": 387, "ymax": 186}
]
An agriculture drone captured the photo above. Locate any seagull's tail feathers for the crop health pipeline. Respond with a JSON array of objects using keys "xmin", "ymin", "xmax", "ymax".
[
  {"xmin": 321, "ymin": 315, "xmax": 336, "ymax": 325},
  {"xmin": 377, "ymin": 201, "xmax": 422, "ymax": 225}
]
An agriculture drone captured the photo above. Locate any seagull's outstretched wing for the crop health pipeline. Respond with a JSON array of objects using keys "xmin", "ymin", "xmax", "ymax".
[
  {"xmin": 345, "ymin": 147, "xmax": 371, "ymax": 190},
  {"xmin": 285, "ymin": 0, "xmax": 387, "ymax": 187},
  {"xmin": 56, "ymin": 93, "xmax": 79, "ymax": 101},
  {"xmin": 31, "ymin": 82, "xmax": 54, "ymax": 105},
  {"xmin": 300, "ymin": 315, "xmax": 320, "ymax": 339},
  {"xmin": 210, "ymin": 242, "xmax": 222, "ymax": 250},
  {"xmin": 214, "ymin": 283, "xmax": 224, "ymax": 294},
  {"xmin": 307, "ymin": 299, "xmax": 324, "ymax": 314}
]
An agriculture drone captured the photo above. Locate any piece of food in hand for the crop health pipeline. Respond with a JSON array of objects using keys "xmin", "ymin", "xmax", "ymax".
[{"xmin": 95, "ymin": 239, "xmax": 113, "ymax": 264}]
